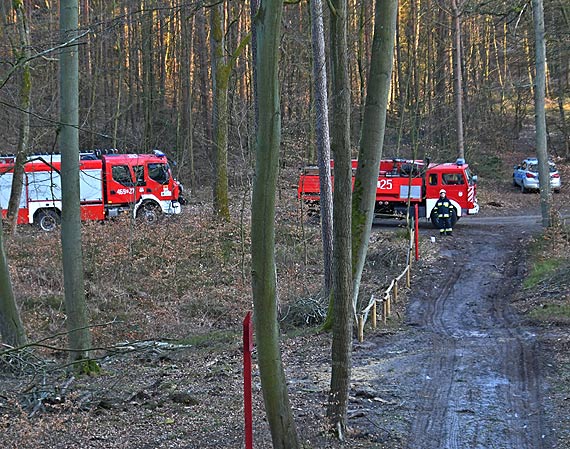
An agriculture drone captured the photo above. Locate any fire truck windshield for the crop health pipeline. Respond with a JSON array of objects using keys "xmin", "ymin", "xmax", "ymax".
[{"xmin": 465, "ymin": 167, "xmax": 476, "ymax": 185}]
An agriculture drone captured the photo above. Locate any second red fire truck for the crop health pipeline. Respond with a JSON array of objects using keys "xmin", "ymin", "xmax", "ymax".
[
  {"xmin": 298, "ymin": 157, "xmax": 479, "ymax": 227},
  {"xmin": 0, "ymin": 150, "xmax": 183, "ymax": 231}
]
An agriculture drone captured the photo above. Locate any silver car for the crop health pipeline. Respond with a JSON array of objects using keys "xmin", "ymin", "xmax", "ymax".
[{"xmin": 513, "ymin": 158, "xmax": 561, "ymax": 193}]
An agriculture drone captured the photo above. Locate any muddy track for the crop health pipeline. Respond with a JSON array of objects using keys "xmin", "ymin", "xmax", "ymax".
[{"xmin": 350, "ymin": 217, "xmax": 552, "ymax": 448}]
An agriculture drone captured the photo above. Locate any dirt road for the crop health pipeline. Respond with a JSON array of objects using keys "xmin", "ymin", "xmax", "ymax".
[{"xmin": 349, "ymin": 216, "xmax": 553, "ymax": 448}]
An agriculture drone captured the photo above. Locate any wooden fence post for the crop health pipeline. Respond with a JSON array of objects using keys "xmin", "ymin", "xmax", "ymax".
[
  {"xmin": 358, "ymin": 314, "xmax": 364, "ymax": 342},
  {"xmin": 372, "ymin": 301, "xmax": 377, "ymax": 329}
]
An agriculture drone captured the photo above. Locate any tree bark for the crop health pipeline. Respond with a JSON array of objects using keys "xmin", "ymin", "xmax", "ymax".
[
  {"xmin": 250, "ymin": 0, "xmax": 300, "ymax": 445},
  {"xmin": 0, "ymin": 222, "xmax": 27, "ymax": 347},
  {"xmin": 326, "ymin": 0, "xmax": 353, "ymax": 436},
  {"xmin": 532, "ymin": 0, "xmax": 551, "ymax": 227},
  {"xmin": 451, "ymin": 0, "xmax": 465, "ymax": 160},
  {"xmin": 60, "ymin": 0, "xmax": 93, "ymax": 367},
  {"xmin": 178, "ymin": 8, "xmax": 194, "ymax": 187},
  {"xmin": 309, "ymin": 0, "xmax": 334, "ymax": 298},
  {"xmin": 351, "ymin": 0, "xmax": 398, "ymax": 311},
  {"xmin": 142, "ymin": 0, "xmax": 154, "ymax": 152},
  {"xmin": 6, "ymin": 0, "xmax": 32, "ymax": 235},
  {"xmin": 196, "ymin": 6, "xmax": 212, "ymax": 153},
  {"xmin": 210, "ymin": 2, "xmax": 231, "ymax": 220}
]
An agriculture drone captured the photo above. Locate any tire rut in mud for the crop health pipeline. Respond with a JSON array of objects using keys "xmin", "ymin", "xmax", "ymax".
[{"xmin": 350, "ymin": 221, "xmax": 551, "ymax": 448}]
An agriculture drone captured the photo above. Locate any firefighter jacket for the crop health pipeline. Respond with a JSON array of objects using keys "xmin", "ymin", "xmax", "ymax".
[{"xmin": 433, "ymin": 196, "xmax": 452, "ymax": 218}]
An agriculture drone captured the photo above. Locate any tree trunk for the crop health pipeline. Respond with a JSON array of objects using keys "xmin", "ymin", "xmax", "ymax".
[
  {"xmin": 451, "ymin": 0, "xmax": 465, "ymax": 160},
  {"xmin": 60, "ymin": 0, "xmax": 93, "ymax": 368},
  {"xmin": 178, "ymin": 8, "xmax": 194, "ymax": 187},
  {"xmin": 0, "ymin": 223, "xmax": 27, "ymax": 347},
  {"xmin": 210, "ymin": 3, "xmax": 250, "ymax": 220},
  {"xmin": 210, "ymin": 2, "xmax": 231, "ymax": 220},
  {"xmin": 142, "ymin": 1, "xmax": 154, "ymax": 153},
  {"xmin": 532, "ymin": 0, "xmax": 551, "ymax": 227},
  {"xmin": 196, "ymin": 6, "xmax": 212, "ymax": 159},
  {"xmin": 326, "ymin": 0, "xmax": 353, "ymax": 437},
  {"xmin": 6, "ymin": 0, "xmax": 32, "ymax": 235},
  {"xmin": 351, "ymin": 0, "xmax": 398, "ymax": 311},
  {"xmin": 251, "ymin": 0, "xmax": 300, "ymax": 445},
  {"xmin": 309, "ymin": 0, "xmax": 333, "ymax": 298},
  {"xmin": 250, "ymin": 0, "xmax": 259, "ymax": 131}
]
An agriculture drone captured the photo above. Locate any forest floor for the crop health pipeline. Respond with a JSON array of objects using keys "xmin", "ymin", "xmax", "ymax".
[{"xmin": 1, "ymin": 157, "xmax": 570, "ymax": 448}]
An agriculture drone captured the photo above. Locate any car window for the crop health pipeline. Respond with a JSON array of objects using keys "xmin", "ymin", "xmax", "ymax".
[{"xmin": 429, "ymin": 173, "xmax": 438, "ymax": 185}]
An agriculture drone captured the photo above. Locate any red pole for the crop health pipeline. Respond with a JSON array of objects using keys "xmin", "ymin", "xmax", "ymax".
[
  {"xmin": 243, "ymin": 312, "xmax": 254, "ymax": 449},
  {"xmin": 414, "ymin": 203, "xmax": 420, "ymax": 261}
]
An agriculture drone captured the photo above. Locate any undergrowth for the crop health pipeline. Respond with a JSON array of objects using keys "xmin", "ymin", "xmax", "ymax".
[{"xmin": 522, "ymin": 215, "xmax": 570, "ymax": 321}]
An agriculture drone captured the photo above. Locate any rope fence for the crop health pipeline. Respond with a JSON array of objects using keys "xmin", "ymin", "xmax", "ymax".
[{"xmin": 356, "ymin": 218, "xmax": 416, "ymax": 342}]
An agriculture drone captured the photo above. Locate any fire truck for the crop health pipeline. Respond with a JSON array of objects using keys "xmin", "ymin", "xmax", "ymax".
[
  {"xmin": 0, "ymin": 150, "xmax": 183, "ymax": 231},
  {"xmin": 297, "ymin": 158, "xmax": 479, "ymax": 227}
]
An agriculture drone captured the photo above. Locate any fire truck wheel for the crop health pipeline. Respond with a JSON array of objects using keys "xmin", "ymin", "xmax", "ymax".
[
  {"xmin": 136, "ymin": 202, "xmax": 162, "ymax": 224},
  {"xmin": 430, "ymin": 207, "xmax": 458, "ymax": 229},
  {"xmin": 36, "ymin": 209, "xmax": 60, "ymax": 232},
  {"xmin": 450, "ymin": 208, "xmax": 458, "ymax": 227},
  {"xmin": 430, "ymin": 211, "xmax": 441, "ymax": 229}
]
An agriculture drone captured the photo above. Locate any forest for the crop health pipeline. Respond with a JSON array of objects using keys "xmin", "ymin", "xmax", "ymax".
[
  {"xmin": 1, "ymin": 0, "xmax": 570, "ymax": 447},
  {"xmin": 1, "ymin": 0, "xmax": 568, "ymax": 180}
]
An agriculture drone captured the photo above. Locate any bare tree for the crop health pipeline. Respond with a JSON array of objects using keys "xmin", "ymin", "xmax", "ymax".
[
  {"xmin": 532, "ymin": 0, "xmax": 551, "ymax": 227},
  {"xmin": 310, "ymin": 0, "xmax": 334, "ymax": 298},
  {"xmin": 6, "ymin": 0, "xmax": 32, "ymax": 235},
  {"xmin": 0, "ymin": 222, "xmax": 26, "ymax": 347},
  {"xmin": 250, "ymin": 0, "xmax": 299, "ymax": 445},
  {"xmin": 326, "ymin": 0, "xmax": 353, "ymax": 437},
  {"xmin": 352, "ymin": 0, "xmax": 398, "ymax": 311},
  {"xmin": 60, "ymin": 0, "xmax": 93, "ymax": 368},
  {"xmin": 211, "ymin": 2, "xmax": 250, "ymax": 220},
  {"xmin": 451, "ymin": 0, "xmax": 465, "ymax": 160}
]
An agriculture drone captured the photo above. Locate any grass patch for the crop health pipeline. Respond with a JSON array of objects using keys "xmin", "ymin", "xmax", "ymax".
[
  {"xmin": 523, "ymin": 258, "xmax": 563, "ymax": 289},
  {"xmin": 528, "ymin": 303, "xmax": 570, "ymax": 321},
  {"xmin": 177, "ymin": 329, "xmax": 239, "ymax": 349}
]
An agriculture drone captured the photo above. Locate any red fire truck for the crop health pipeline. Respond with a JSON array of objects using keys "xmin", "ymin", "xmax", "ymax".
[
  {"xmin": 297, "ymin": 158, "xmax": 479, "ymax": 227},
  {"xmin": 0, "ymin": 150, "xmax": 183, "ymax": 231}
]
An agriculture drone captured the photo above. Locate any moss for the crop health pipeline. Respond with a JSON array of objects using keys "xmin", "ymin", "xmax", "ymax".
[{"xmin": 75, "ymin": 359, "xmax": 101, "ymax": 376}]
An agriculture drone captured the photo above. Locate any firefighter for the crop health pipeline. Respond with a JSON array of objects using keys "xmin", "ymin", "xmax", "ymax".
[{"xmin": 433, "ymin": 189, "xmax": 453, "ymax": 236}]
